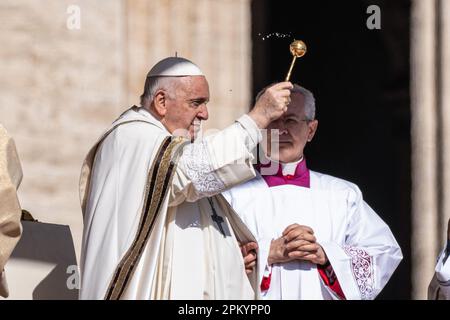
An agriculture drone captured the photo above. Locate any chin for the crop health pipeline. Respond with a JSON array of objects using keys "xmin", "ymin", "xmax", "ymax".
[
  {"xmin": 278, "ymin": 150, "xmax": 299, "ymax": 163},
  {"xmin": 279, "ymin": 141, "xmax": 293, "ymax": 148},
  {"xmin": 278, "ymin": 144, "xmax": 292, "ymax": 153}
]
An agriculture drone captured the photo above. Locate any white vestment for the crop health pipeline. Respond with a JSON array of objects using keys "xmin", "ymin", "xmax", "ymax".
[
  {"xmin": 79, "ymin": 106, "xmax": 261, "ymax": 300},
  {"xmin": 223, "ymin": 170, "xmax": 403, "ymax": 300},
  {"xmin": 428, "ymin": 247, "xmax": 450, "ymax": 299}
]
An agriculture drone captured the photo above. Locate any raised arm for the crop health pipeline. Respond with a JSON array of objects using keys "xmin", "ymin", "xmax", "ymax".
[
  {"xmin": 170, "ymin": 82, "xmax": 293, "ymax": 205},
  {"xmin": 320, "ymin": 186, "xmax": 403, "ymax": 300}
]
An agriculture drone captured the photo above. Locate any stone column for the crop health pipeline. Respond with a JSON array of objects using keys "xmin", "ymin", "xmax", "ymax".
[
  {"xmin": 410, "ymin": 0, "xmax": 438, "ymax": 299},
  {"xmin": 439, "ymin": 0, "xmax": 450, "ymax": 246}
]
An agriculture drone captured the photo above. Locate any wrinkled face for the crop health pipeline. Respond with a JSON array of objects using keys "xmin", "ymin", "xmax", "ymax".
[
  {"xmin": 161, "ymin": 76, "xmax": 210, "ymax": 140},
  {"xmin": 264, "ymin": 91, "xmax": 318, "ymax": 163}
]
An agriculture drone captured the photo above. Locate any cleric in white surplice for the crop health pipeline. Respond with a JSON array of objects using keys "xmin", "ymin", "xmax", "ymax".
[{"xmin": 223, "ymin": 84, "xmax": 403, "ymax": 300}]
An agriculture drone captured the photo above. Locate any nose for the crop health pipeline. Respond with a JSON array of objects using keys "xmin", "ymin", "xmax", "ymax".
[
  {"xmin": 197, "ymin": 104, "xmax": 209, "ymax": 121},
  {"xmin": 279, "ymin": 128, "xmax": 288, "ymax": 135},
  {"xmin": 273, "ymin": 119, "xmax": 288, "ymax": 135}
]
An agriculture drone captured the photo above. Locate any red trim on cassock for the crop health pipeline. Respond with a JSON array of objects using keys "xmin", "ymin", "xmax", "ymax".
[
  {"xmin": 260, "ymin": 263, "xmax": 346, "ymax": 299},
  {"xmin": 260, "ymin": 272, "xmax": 272, "ymax": 292},
  {"xmin": 318, "ymin": 264, "xmax": 346, "ymax": 300}
]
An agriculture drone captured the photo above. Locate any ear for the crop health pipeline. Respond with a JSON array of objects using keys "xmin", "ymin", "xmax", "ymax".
[
  {"xmin": 307, "ymin": 120, "xmax": 318, "ymax": 142},
  {"xmin": 152, "ymin": 90, "xmax": 168, "ymax": 117}
]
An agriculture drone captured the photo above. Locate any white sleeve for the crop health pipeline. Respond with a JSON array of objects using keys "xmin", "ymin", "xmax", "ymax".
[
  {"xmin": 320, "ymin": 186, "xmax": 403, "ymax": 300},
  {"xmin": 436, "ymin": 247, "xmax": 450, "ymax": 282},
  {"xmin": 0, "ymin": 127, "xmax": 23, "ymax": 298},
  {"xmin": 170, "ymin": 115, "xmax": 262, "ymax": 206}
]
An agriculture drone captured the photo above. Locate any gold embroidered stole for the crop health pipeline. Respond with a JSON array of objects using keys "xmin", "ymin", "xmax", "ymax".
[{"xmin": 105, "ymin": 136, "xmax": 186, "ymax": 300}]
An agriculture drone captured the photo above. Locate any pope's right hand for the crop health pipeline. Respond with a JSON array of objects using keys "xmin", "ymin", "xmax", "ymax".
[{"xmin": 248, "ymin": 82, "xmax": 293, "ymax": 129}]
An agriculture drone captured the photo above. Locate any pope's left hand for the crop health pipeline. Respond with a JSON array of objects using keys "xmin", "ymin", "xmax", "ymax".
[{"xmin": 240, "ymin": 241, "xmax": 258, "ymax": 274}]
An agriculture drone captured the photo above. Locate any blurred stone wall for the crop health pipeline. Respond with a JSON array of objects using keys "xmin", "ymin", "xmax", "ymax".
[{"xmin": 0, "ymin": 0, "xmax": 251, "ymax": 264}]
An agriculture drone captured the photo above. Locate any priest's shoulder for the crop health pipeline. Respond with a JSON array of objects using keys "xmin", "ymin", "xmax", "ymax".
[
  {"xmin": 310, "ymin": 170, "xmax": 362, "ymax": 195},
  {"xmin": 103, "ymin": 120, "xmax": 169, "ymax": 149}
]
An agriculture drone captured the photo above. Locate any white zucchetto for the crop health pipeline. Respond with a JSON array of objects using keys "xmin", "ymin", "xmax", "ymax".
[{"xmin": 147, "ymin": 57, "xmax": 204, "ymax": 77}]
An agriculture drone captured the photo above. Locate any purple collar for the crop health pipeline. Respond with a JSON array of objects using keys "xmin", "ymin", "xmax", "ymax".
[{"xmin": 257, "ymin": 158, "xmax": 310, "ymax": 188}]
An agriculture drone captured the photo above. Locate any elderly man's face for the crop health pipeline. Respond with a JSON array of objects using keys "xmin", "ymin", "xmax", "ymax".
[
  {"xmin": 264, "ymin": 91, "xmax": 318, "ymax": 163},
  {"xmin": 162, "ymin": 76, "xmax": 210, "ymax": 139}
]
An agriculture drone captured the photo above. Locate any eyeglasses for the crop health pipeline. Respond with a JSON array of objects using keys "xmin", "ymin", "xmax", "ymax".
[{"xmin": 282, "ymin": 118, "xmax": 313, "ymax": 125}]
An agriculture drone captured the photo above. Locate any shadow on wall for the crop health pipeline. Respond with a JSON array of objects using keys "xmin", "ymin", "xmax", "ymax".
[{"xmin": 6, "ymin": 221, "xmax": 79, "ymax": 300}]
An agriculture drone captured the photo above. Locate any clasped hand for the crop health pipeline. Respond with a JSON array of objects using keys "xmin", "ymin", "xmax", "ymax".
[{"xmin": 268, "ymin": 224, "xmax": 328, "ymax": 266}]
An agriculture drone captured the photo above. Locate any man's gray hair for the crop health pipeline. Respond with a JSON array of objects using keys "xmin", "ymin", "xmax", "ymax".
[
  {"xmin": 140, "ymin": 76, "xmax": 180, "ymax": 107},
  {"xmin": 255, "ymin": 83, "xmax": 316, "ymax": 120}
]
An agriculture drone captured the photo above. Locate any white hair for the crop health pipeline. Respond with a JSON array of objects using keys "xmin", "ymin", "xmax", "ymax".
[
  {"xmin": 255, "ymin": 83, "xmax": 316, "ymax": 120},
  {"xmin": 140, "ymin": 76, "xmax": 181, "ymax": 107}
]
